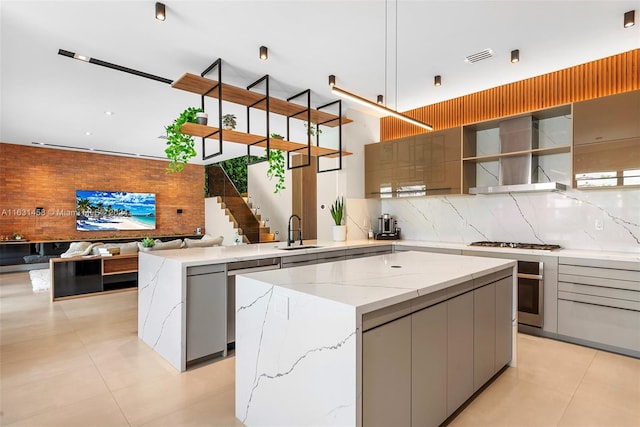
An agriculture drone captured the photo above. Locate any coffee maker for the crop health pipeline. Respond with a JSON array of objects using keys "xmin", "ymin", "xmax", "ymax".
[{"xmin": 375, "ymin": 213, "xmax": 400, "ymax": 240}]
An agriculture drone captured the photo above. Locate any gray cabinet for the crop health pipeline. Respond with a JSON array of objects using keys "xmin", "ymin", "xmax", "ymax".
[
  {"xmin": 316, "ymin": 250, "xmax": 346, "ymax": 264},
  {"xmin": 363, "ymin": 316, "xmax": 412, "ymax": 427},
  {"xmin": 495, "ymin": 277, "xmax": 513, "ymax": 370},
  {"xmin": 557, "ymin": 257, "xmax": 640, "ymax": 357},
  {"xmin": 411, "ymin": 302, "xmax": 447, "ymax": 427},
  {"xmin": 362, "ymin": 272, "xmax": 513, "ymax": 426},
  {"xmin": 447, "ymin": 291, "xmax": 474, "ymax": 417},
  {"xmin": 346, "ymin": 245, "xmax": 392, "ymax": 260},
  {"xmin": 473, "ymin": 283, "xmax": 496, "ymax": 392},
  {"xmin": 186, "ymin": 264, "xmax": 227, "ymax": 363},
  {"xmin": 394, "ymin": 244, "xmax": 463, "ymax": 255}
]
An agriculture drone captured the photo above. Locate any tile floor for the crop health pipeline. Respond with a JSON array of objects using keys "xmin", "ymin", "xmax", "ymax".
[{"xmin": 1, "ymin": 271, "xmax": 639, "ymax": 426}]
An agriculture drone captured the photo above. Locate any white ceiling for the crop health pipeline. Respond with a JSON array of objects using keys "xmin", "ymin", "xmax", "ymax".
[{"xmin": 1, "ymin": 0, "xmax": 638, "ymax": 163}]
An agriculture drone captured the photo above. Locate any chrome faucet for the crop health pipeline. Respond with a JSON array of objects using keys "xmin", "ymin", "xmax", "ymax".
[{"xmin": 287, "ymin": 214, "xmax": 303, "ymax": 247}]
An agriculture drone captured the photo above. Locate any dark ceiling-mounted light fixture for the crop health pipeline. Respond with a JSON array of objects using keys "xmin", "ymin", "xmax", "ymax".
[
  {"xmin": 624, "ymin": 10, "xmax": 635, "ymax": 28},
  {"xmin": 377, "ymin": 95, "xmax": 384, "ymax": 105},
  {"xmin": 510, "ymin": 49, "xmax": 520, "ymax": 64},
  {"xmin": 259, "ymin": 46, "xmax": 268, "ymax": 61},
  {"xmin": 155, "ymin": 2, "xmax": 166, "ymax": 21},
  {"xmin": 329, "ymin": 75, "xmax": 433, "ymax": 130},
  {"xmin": 434, "ymin": 75, "xmax": 442, "ymax": 87},
  {"xmin": 58, "ymin": 49, "xmax": 173, "ymax": 84}
]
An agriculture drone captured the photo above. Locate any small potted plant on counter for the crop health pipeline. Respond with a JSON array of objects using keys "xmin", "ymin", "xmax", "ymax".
[
  {"xmin": 141, "ymin": 237, "xmax": 155, "ymax": 251},
  {"xmin": 330, "ymin": 196, "xmax": 346, "ymax": 241}
]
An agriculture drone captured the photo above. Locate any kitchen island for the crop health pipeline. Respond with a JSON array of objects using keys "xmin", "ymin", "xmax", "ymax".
[
  {"xmin": 235, "ymin": 251, "xmax": 516, "ymax": 426},
  {"xmin": 137, "ymin": 240, "xmax": 394, "ymax": 371}
]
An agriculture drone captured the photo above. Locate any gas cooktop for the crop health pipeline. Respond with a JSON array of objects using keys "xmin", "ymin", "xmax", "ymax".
[{"xmin": 469, "ymin": 241, "xmax": 562, "ymax": 251}]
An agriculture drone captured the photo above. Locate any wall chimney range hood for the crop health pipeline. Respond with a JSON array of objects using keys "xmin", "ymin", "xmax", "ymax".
[{"xmin": 469, "ymin": 116, "xmax": 567, "ymax": 195}]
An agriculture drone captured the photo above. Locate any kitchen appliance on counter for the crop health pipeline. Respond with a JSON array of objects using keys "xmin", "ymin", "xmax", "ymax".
[
  {"xmin": 375, "ymin": 213, "xmax": 400, "ymax": 240},
  {"xmin": 469, "ymin": 241, "xmax": 561, "ymax": 328}
]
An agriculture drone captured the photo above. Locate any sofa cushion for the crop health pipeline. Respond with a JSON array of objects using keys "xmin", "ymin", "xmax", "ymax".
[
  {"xmin": 95, "ymin": 241, "xmax": 139, "ymax": 255},
  {"xmin": 151, "ymin": 238, "xmax": 184, "ymax": 251},
  {"xmin": 183, "ymin": 235, "xmax": 224, "ymax": 248},
  {"xmin": 61, "ymin": 242, "xmax": 94, "ymax": 258}
]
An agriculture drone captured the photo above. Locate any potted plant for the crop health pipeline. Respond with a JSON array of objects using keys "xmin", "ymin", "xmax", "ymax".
[
  {"xmin": 12, "ymin": 232, "xmax": 24, "ymax": 240},
  {"xmin": 330, "ymin": 196, "xmax": 346, "ymax": 241},
  {"xmin": 141, "ymin": 237, "xmax": 155, "ymax": 251},
  {"xmin": 266, "ymin": 149, "xmax": 286, "ymax": 193},
  {"xmin": 270, "ymin": 132, "xmax": 284, "ymax": 140},
  {"xmin": 196, "ymin": 112, "xmax": 208, "ymax": 125},
  {"xmin": 304, "ymin": 122, "xmax": 323, "ymax": 137},
  {"xmin": 165, "ymin": 107, "xmax": 202, "ymax": 173},
  {"xmin": 222, "ymin": 114, "xmax": 237, "ymax": 130}
]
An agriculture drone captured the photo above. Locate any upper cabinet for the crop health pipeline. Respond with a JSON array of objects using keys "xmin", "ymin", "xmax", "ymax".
[
  {"xmin": 364, "ymin": 127, "xmax": 461, "ymax": 198},
  {"xmin": 572, "ymin": 90, "xmax": 640, "ymax": 189}
]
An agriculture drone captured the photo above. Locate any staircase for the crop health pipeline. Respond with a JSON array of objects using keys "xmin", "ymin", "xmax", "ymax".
[{"xmin": 208, "ymin": 165, "xmax": 277, "ymax": 244}]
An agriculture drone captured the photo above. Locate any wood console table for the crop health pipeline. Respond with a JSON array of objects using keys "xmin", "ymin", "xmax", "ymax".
[{"xmin": 50, "ymin": 254, "xmax": 138, "ymax": 301}]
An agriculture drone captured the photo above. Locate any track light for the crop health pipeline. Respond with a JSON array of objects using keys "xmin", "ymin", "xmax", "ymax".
[
  {"xmin": 434, "ymin": 75, "xmax": 442, "ymax": 87},
  {"xmin": 330, "ymin": 85, "xmax": 432, "ymax": 130},
  {"xmin": 259, "ymin": 46, "xmax": 268, "ymax": 61},
  {"xmin": 510, "ymin": 49, "xmax": 520, "ymax": 64},
  {"xmin": 377, "ymin": 95, "xmax": 384, "ymax": 104},
  {"xmin": 155, "ymin": 2, "xmax": 166, "ymax": 21},
  {"xmin": 328, "ymin": 74, "xmax": 336, "ymax": 87},
  {"xmin": 624, "ymin": 10, "xmax": 635, "ymax": 28}
]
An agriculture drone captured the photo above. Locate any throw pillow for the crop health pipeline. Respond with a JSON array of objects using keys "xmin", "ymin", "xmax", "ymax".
[{"xmin": 183, "ymin": 235, "xmax": 224, "ymax": 248}]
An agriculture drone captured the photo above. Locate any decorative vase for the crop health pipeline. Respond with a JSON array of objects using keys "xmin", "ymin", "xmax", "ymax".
[
  {"xmin": 332, "ymin": 225, "xmax": 347, "ymax": 242},
  {"xmin": 196, "ymin": 112, "xmax": 208, "ymax": 125}
]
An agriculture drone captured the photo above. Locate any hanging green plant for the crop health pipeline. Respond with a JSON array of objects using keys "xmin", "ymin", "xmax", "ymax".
[
  {"xmin": 165, "ymin": 107, "xmax": 202, "ymax": 173},
  {"xmin": 266, "ymin": 149, "xmax": 286, "ymax": 193}
]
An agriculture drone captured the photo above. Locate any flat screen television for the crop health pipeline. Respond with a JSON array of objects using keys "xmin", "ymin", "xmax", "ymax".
[{"xmin": 76, "ymin": 190, "xmax": 156, "ymax": 231}]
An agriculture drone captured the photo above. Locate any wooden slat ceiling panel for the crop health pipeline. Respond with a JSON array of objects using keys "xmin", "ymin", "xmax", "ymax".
[{"xmin": 381, "ymin": 49, "xmax": 639, "ymax": 141}]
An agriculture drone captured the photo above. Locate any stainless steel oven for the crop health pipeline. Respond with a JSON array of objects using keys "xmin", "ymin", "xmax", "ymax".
[{"xmin": 517, "ymin": 260, "xmax": 544, "ymax": 328}]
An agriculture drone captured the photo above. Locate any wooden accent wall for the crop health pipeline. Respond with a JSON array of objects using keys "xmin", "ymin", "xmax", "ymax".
[
  {"xmin": 381, "ymin": 49, "xmax": 640, "ymax": 140},
  {"xmin": 0, "ymin": 143, "xmax": 204, "ymax": 240},
  {"xmin": 291, "ymin": 155, "xmax": 317, "ymax": 240}
]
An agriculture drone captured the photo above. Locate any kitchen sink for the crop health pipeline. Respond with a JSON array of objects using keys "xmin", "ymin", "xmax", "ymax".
[{"xmin": 277, "ymin": 245, "xmax": 322, "ymax": 251}]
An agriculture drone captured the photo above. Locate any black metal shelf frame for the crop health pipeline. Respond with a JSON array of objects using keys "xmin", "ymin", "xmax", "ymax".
[
  {"xmin": 286, "ymin": 89, "xmax": 312, "ymax": 170},
  {"xmin": 246, "ymin": 74, "xmax": 270, "ymax": 166},
  {"xmin": 316, "ymin": 99, "xmax": 343, "ymax": 173},
  {"xmin": 199, "ymin": 58, "xmax": 223, "ymax": 160}
]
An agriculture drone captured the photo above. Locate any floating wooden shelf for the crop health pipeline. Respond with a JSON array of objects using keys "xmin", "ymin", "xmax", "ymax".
[
  {"xmin": 462, "ymin": 145, "xmax": 571, "ymax": 163},
  {"xmin": 181, "ymin": 123, "xmax": 352, "ymax": 158},
  {"xmin": 172, "ymin": 73, "xmax": 352, "ymax": 127}
]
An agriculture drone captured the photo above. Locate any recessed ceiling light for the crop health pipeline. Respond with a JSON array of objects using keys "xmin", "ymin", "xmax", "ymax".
[
  {"xmin": 85, "ymin": 131, "xmax": 92, "ymax": 136},
  {"xmin": 104, "ymin": 111, "xmax": 114, "ymax": 116}
]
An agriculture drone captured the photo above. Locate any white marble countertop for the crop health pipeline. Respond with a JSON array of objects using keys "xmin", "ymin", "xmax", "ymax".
[
  {"xmin": 241, "ymin": 251, "xmax": 515, "ymax": 314},
  {"xmin": 397, "ymin": 240, "xmax": 640, "ymax": 262},
  {"xmin": 141, "ymin": 238, "xmax": 640, "ymax": 267},
  {"xmin": 141, "ymin": 239, "xmax": 392, "ymax": 267}
]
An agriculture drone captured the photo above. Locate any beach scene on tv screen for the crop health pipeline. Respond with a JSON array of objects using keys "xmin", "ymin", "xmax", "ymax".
[{"xmin": 76, "ymin": 190, "xmax": 156, "ymax": 231}]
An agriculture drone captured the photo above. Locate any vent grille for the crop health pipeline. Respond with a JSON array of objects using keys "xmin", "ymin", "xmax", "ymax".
[
  {"xmin": 465, "ymin": 49, "xmax": 494, "ymax": 63},
  {"xmin": 158, "ymin": 135, "xmax": 168, "ymax": 140}
]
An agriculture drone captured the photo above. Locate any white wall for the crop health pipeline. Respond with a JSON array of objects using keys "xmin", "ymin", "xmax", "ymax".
[
  {"xmin": 204, "ymin": 197, "xmax": 239, "ymax": 246},
  {"xmin": 247, "ymin": 160, "xmax": 292, "ymax": 243},
  {"xmin": 316, "ymin": 109, "xmax": 381, "ymax": 240}
]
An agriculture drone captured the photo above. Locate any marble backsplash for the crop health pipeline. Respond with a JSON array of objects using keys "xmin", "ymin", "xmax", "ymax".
[{"xmin": 346, "ymin": 188, "xmax": 640, "ymax": 253}]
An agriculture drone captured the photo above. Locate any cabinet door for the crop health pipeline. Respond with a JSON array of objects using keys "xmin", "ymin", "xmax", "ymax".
[
  {"xmin": 447, "ymin": 291, "xmax": 474, "ymax": 417},
  {"xmin": 412, "ymin": 303, "xmax": 447, "ymax": 427},
  {"xmin": 495, "ymin": 276, "xmax": 513, "ymax": 370},
  {"xmin": 573, "ymin": 90, "xmax": 640, "ymax": 145},
  {"xmin": 186, "ymin": 272, "xmax": 227, "ymax": 362},
  {"xmin": 363, "ymin": 316, "xmax": 411, "ymax": 427},
  {"xmin": 473, "ymin": 283, "xmax": 496, "ymax": 391}
]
